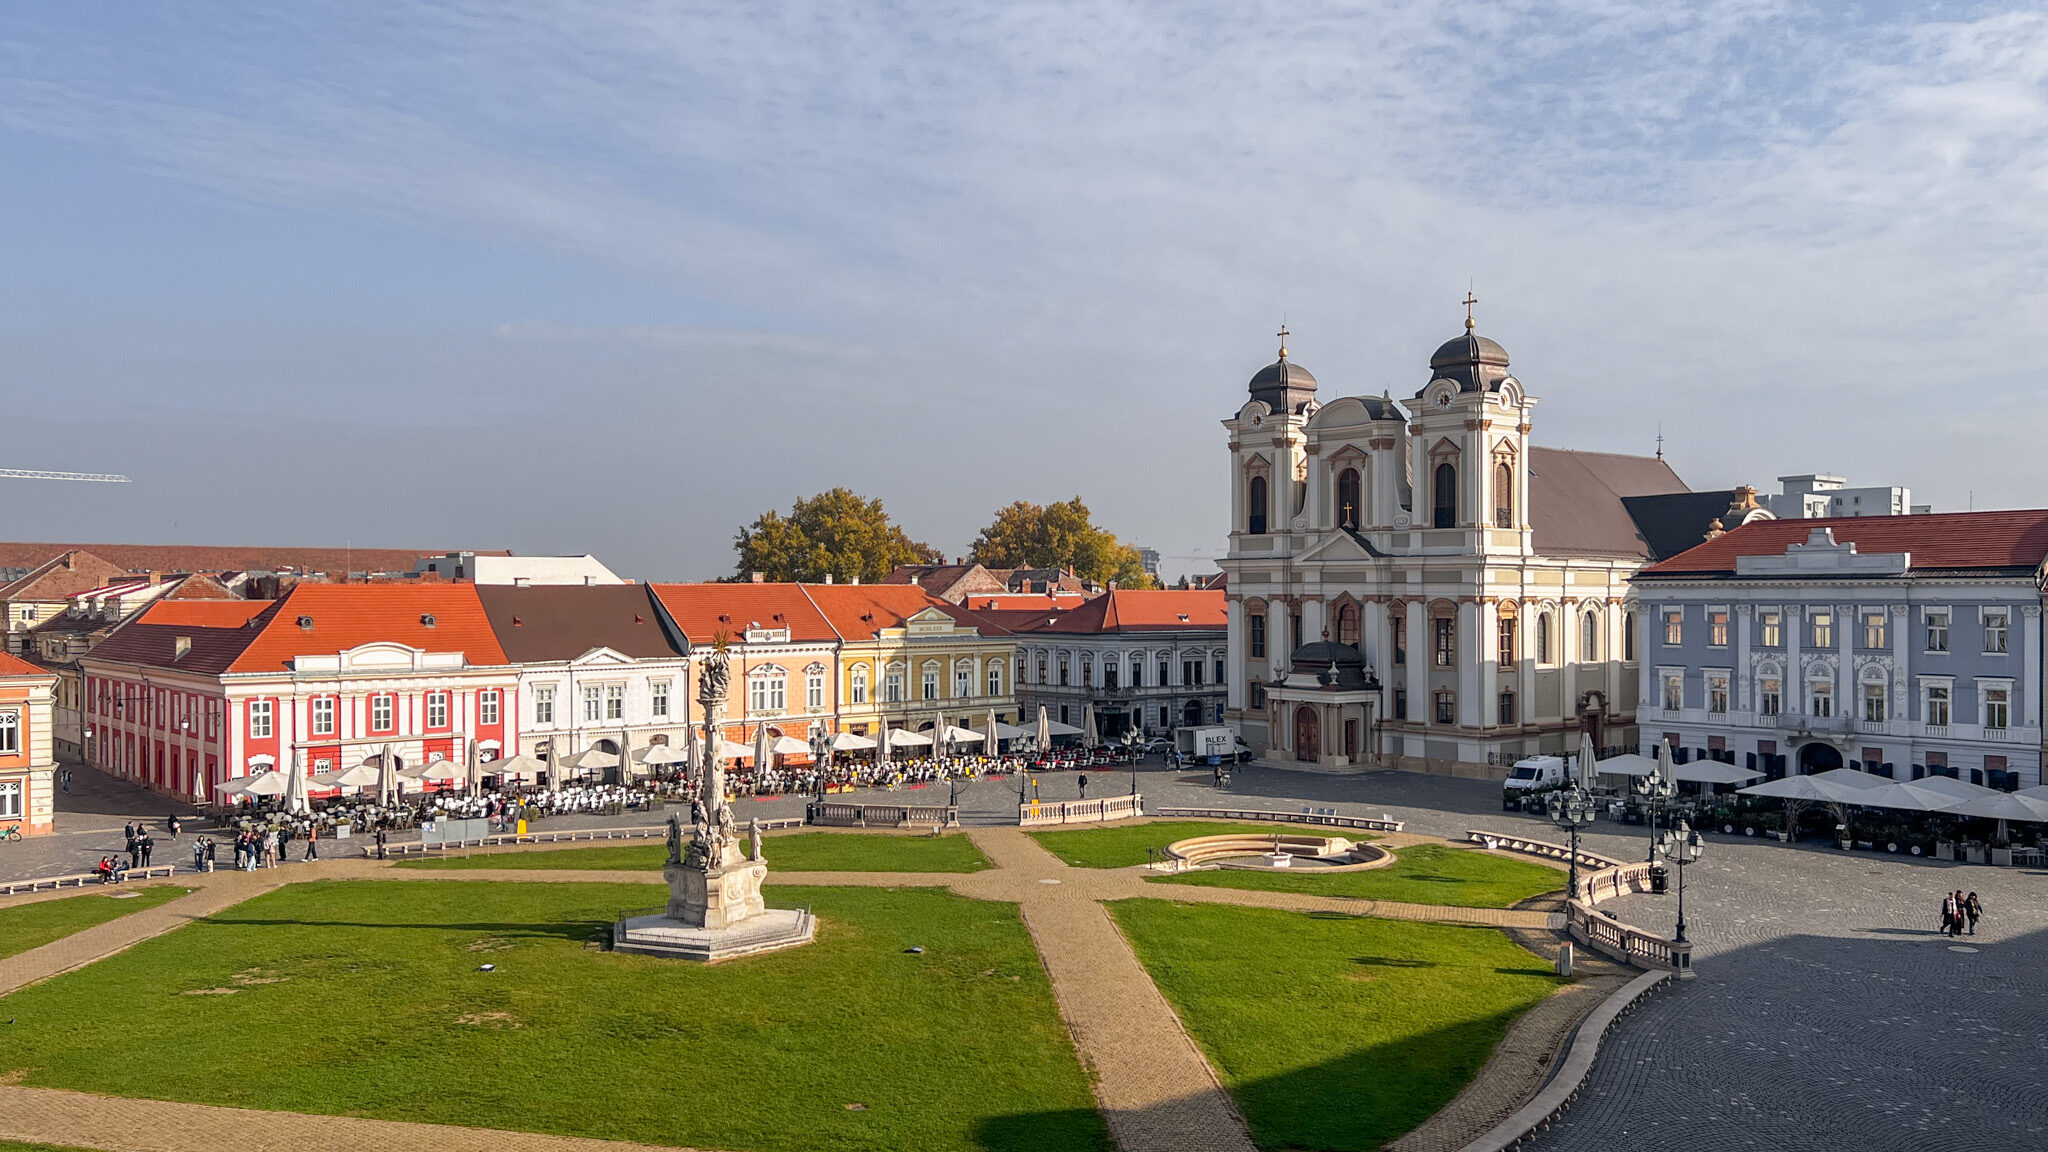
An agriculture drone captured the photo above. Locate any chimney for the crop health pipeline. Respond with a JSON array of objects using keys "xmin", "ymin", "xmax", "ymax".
[
  {"xmin": 823, "ymin": 573, "xmax": 834, "ymax": 584},
  {"xmin": 909, "ymin": 574, "xmax": 921, "ymax": 586},
  {"xmin": 852, "ymin": 574, "xmax": 861, "ymax": 584},
  {"xmin": 173, "ymin": 636, "xmax": 192, "ymax": 661},
  {"xmin": 147, "ymin": 571, "xmax": 163, "ymax": 587},
  {"xmin": 751, "ymin": 572, "xmax": 765, "ymax": 584}
]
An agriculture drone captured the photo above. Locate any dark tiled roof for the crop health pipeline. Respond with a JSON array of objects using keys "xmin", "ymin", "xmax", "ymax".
[
  {"xmin": 477, "ymin": 585, "xmax": 687, "ymax": 663},
  {"xmin": 1641, "ymin": 511, "xmax": 2048, "ymax": 576},
  {"xmin": 0, "ymin": 551, "xmax": 130, "ymax": 600},
  {"xmin": 87, "ymin": 603, "xmax": 277, "ymax": 676},
  {"xmin": 1622, "ymin": 490, "xmax": 1753, "ymax": 562},
  {"xmin": 1527, "ymin": 447, "xmax": 1689, "ymax": 559}
]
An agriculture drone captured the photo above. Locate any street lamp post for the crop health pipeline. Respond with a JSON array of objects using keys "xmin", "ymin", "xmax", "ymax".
[
  {"xmin": 1548, "ymin": 787, "xmax": 1597, "ymax": 898},
  {"xmin": 1659, "ymin": 820, "xmax": 1705, "ymax": 944},
  {"xmin": 1633, "ymin": 769, "xmax": 1676, "ymax": 864},
  {"xmin": 1122, "ymin": 729, "xmax": 1141, "ymax": 797}
]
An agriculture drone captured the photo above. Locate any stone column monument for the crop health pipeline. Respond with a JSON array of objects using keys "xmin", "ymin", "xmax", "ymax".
[{"xmin": 613, "ymin": 643, "xmax": 815, "ymax": 962}]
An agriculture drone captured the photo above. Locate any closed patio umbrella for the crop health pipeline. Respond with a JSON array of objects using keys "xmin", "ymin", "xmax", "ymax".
[
  {"xmin": 378, "ymin": 744, "xmax": 396, "ymax": 805},
  {"xmin": 1083, "ymin": 706, "xmax": 1099, "ymax": 748},
  {"xmin": 1035, "ymin": 706, "xmax": 1051, "ymax": 754},
  {"xmin": 933, "ymin": 713, "xmax": 949, "ymax": 759},
  {"xmin": 754, "ymin": 724, "xmax": 773, "ymax": 771},
  {"xmin": 985, "ymin": 708, "xmax": 1001, "ymax": 754},
  {"xmin": 1575, "ymin": 732, "xmax": 1596, "ymax": 791},
  {"xmin": 466, "ymin": 740, "xmax": 481, "ymax": 793}
]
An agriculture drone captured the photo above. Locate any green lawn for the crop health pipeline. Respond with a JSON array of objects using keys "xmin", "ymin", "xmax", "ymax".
[
  {"xmin": 1150, "ymin": 843, "xmax": 1563, "ymax": 909},
  {"xmin": 396, "ymin": 831, "xmax": 990, "ymax": 874},
  {"xmin": 1025, "ymin": 821, "xmax": 1331, "ymax": 869},
  {"xmin": 0, "ymin": 880, "xmax": 1103, "ymax": 1152},
  {"xmin": 0, "ymin": 886, "xmax": 189, "ymax": 959},
  {"xmin": 1111, "ymin": 900, "xmax": 1561, "ymax": 1151}
]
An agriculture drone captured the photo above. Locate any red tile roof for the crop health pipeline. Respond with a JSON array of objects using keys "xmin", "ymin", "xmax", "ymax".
[
  {"xmin": 648, "ymin": 583, "xmax": 840, "ymax": 645},
  {"xmin": 995, "ymin": 589, "xmax": 1227, "ymax": 634},
  {"xmin": 228, "ymin": 584, "xmax": 507, "ymax": 672},
  {"xmin": 0, "ymin": 651, "xmax": 48, "ymax": 677},
  {"xmin": 88, "ymin": 600, "xmax": 278, "ymax": 676},
  {"xmin": 141, "ymin": 601, "xmax": 274, "ymax": 628},
  {"xmin": 1641, "ymin": 510, "xmax": 2048, "ymax": 576},
  {"xmin": 961, "ymin": 593, "xmax": 1090, "ymax": 612},
  {"xmin": 799, "ymin": 584, "xmax": 1003, "ymax": 639}
]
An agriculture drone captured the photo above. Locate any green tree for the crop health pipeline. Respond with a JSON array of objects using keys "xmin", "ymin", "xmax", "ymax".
[
  {"xmin": 969, "ymin": 497, "xmax": 1157, "ymax": 588},
  {"xmin": 733, "ymin": 488, "xmax": 942, "ymax": 583}
]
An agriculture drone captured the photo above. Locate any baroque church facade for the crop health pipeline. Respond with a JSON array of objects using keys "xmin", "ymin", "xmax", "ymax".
[{"xmin": 1218, "ymin": 314, "xmax": 1769, "ymax": 776}]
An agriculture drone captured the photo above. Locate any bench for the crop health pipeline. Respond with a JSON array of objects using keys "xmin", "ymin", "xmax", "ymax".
[{"xmin": 0, "ymin": 864, "xmax": 177, "ymax": 895}]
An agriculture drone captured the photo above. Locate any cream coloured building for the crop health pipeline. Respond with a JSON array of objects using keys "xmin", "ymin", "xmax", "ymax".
[
  {"xmin": 1219, "ymin": 318, "xmax": 1767, "ymax": 776},
  {"xmin": 803, "ymin": 585, "xmax": 1018, "ymax": 743}
]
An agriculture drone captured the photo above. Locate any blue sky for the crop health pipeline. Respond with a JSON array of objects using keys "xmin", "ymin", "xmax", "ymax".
[{"xmin": 3, "ymin": 2, "xmax": 2044, "ymax": 578}]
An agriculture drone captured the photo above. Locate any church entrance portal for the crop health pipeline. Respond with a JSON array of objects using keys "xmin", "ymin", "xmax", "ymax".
[
  {"xmin": 1293, "ymin": 706, "xmax": 1320, "ymax": 762},
  {"xmin": 1797, "ymin": 742, "xmax": 1843, "ymax": 775}
]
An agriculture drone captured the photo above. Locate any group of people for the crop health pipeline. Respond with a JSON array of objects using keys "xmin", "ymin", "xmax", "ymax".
[{"xmin": 1940, "ymin": 889, "xmax": 1983, "ymax": 937}]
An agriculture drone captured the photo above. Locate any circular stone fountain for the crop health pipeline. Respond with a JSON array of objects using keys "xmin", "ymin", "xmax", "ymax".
[{"xmin": 1159, "ymin": 831, "xmax": 1394, "ymax": 874}]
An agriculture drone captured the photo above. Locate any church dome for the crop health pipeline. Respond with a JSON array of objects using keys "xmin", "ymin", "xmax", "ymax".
[
  {"xmin": 1247, "ymin": 327, "xmax": 1318, "ymax": 416},
  {"xmin": 1419, "ymin": 321, "xmax": 1515, "ymax": 397},
  {"xmin": 1289, "ymin": 640, "xmax": 1364, "ymax": 667}
]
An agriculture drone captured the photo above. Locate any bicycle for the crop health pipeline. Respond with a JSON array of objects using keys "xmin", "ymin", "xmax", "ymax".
[{"xmin": 0, "ymin": 825, "xmax": 22, "ymax": 842}]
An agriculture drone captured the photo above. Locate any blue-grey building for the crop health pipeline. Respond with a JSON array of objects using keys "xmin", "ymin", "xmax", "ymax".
[{"xmin": 1630, "ymin": 514, "xmax": 2046, "ymax": 789}]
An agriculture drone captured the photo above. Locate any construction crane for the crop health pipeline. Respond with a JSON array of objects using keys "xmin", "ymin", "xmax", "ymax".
[{"xmin": 0, "ymin": 469, "xmax": 131, "ymax": 483}]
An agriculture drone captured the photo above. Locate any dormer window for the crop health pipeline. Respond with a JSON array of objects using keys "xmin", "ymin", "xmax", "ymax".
[
  {"xmin": 296, "ymin": 615, "xmax": 315, "ymax": 630},
  {"xmin": 420, "ymin": 614, "xmax": 437, "ymax": 628}
]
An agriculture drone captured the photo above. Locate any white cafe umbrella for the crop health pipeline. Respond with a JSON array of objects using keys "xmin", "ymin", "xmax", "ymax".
[
  {"xmin": 309, "ymin": 770, "xmax": 351, "ymax": 794},
  {"xmin": 635, "ymin": 743, "xmax": 689, "ymax": 766},
  {"xmin": 1083, "ymin": 705, "xmax": 1099, "ymax": 747},
  {"xmin": 221, "ymin": 769, "xmax": 289, "ymax": 799},
  {"xmin": 943, "ymin": 725, "xmax": 985, "ymax": 745},
  {"xmin": 1042, "ymin": 718, "xmax": 1084, "ymax": 737},
  {"xmin": 886, "ymin": 728, "xmax": 933, "ymax": 748},
  {"xmin": 416, "ymin": 758, "xmax": 466, "ymax": 784},
  {"xmin": 1907, "ymin": 773, "xmax": 2001, "ymax": 803},
  {"xmin": 1739, "ymin": 774, "xmax": 1872, "ymax": 803},
  {"xmin": 770, "ymin": 734, "xmax": 812, "ymax": 756},
  {"xmin": 1035, "ymin": 706, "xmax": 1051, "ymax": 754},
  {"xmin": 1670, "ymin": 761, "xmax": 1764, "ymax": 787},
  {"xmin": 378, "ymin": 744, "xmax": 397, "ymax": 805},
  {"xmin": 485, "ymin": 753, "xmax": 546, "ymax": 784},
  {"xmin": 1852, "ymin": 780, "xmax": 1968, "ymax": 814},
  {"xmin": 1805, "ymin": 768, "xmax": 1891, "ymax": 793},
  {"xmin": 713, "ymin": 737, "xmax": 752, "ymax": 760},
  {"xmin": 1591, "ymin": 752, "xmax": 1659, "ymax": 778},
  {"xmin": 753, "ymin": 724, "xmax": 773, "ymax": 768},
  {"xmin": 1941, "ymin": 790, "xmax": 2048, "ymax": 843},
  {"xmin": 563, "ymin": 747, "xmax": 618, "ymax": 775},
  {"xmin": 827, "ymin": 731, "xmax": 876, "ymax": 751}
]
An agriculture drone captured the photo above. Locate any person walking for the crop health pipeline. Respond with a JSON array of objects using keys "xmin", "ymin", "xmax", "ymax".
[
  {"xmin": 167, "ymin": 813, "xmax": 181, "ymax": 838},
  {"xmin": 1950, "ymin": 889, "xmax": 1967, "ymax": 937},
  {"xmin": 204, "ymin": 837, "xmax": 217, "ymax": 873},
  {"xmin": 1940, "ymin": 891, "xmax": 1956, "ymax": 936},
  {"xmin": 60, "ymin": 769, "xmax": 71, "ymax": 793},
  {"xmin": 374, "ymin": 826, "xmax": 388, "ymax": 861},
  {"xmin": 192, "ymin": 838, "xmax": 206, "ymax": 872},
  {"xmin": 1964, "ymin": 891, "xmax": 1982, "ymax": 936},
  {"xmin": 303, "ymin": 824, "xmax": 319, "ymax": 862},
  {"xmin": 138, "ymin": 830, "xmax": 154, "ymax": 867},
  {"xmin": 1077, "ymin": 773, "xmax": 1089, "ymax": 799},
  {"xmin": 262, "ymin": 828, "xmax": 279, "ymax": 869}
]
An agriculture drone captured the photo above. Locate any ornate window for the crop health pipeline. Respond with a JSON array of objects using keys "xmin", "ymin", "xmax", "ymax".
[
  {"xmin": 1760, "ymin": 611, "xmax": 1782, "ymax": 647},
  {"xmin": 1708, "ymin": 674, "xmax": 1729, "ymax": 714},
  {"xmin": 1809, "ymin": 680, "xmax": 1833, "ymax": 717},
  {"xmin": 1811, "ymin": 611, "xmax": 1833, "ymax": 649},
  {"xmin": 582, "ymin": 685, "xmax": 602, "ymax": 722},
  {"xmin": 1336, "ymin": 602, "xmax": 1360, "ymax": 647},
  {"xmin": 0, "ymin": 710, "xmax": 19, "ymax": 756},
  {"xmin": 1497, "ymin": 610, "xmax": 1516, "ymax": 669},
  {"xmin": 1494, "ymin": 461, "xmax": 1514, "ymax": 528},
  {"xmin": 850, "ymin": 665, "xmax": 869, "ymax": 705},
  {"xmin": 1536, "ymin": 612, "xmax": 1553, "ymax": 665},
  {"xmin": 1709, "ymin": 610, "xmax": 1729, "ymax": 647},
  {"xmin": 1623, "ymin": 612, "xmax": 1636, "ymax": 661},
  {"xmin": 428, "ymin": 692, "xmax": 450, "ymax": 728},
  {"xmin": 1984, "ymin": 684, "xmax": 2010, "ymax": 729},
  {"xmin": 1924, "ymin": 684, "xmax": 1950, "ymax": 726},
  {"xmin": 649, "ymin": 682, "xmax": 668, "ymax": 718},
  {"xmin": 885, "ymin": 664, "xmax": 905, "ymax": 703},
  {"xmin": 1247, "ymin": 475, "xmax": 1269, "ymax": 535},
  {"xmin": 1985, "ymin": 610, "xmax": 2009, "ymax": 654},
  {"xmin": 1248, "ymin": 610, "xmax": 1267, "ymax": 658},
  {"xmin": 481, "ymin": 690, "xmax": 501, "ymax": 726},
  {"xmin": 1432, "ymin": 461, "xmax": 1457, "ymax": 528},
  {"xmin": 1926, "ymin": 610, "xmax": 1948, "ymax": 652},
  {"xmin": 749, "ymin": 666, "xmax": 788, "ymax": 714},
  {"xmin": 1582, "ymin": 612, "xmax": 1600, "ymax": 662},
  {"xmin": 248, "ymin": 700, "xmax": 273, "ymax": 739},
  {"xmin": 1433, "ymin": 616, "xmax": 1455, "ymax": 667},
  {"xmin": 1861, "ymin": 681, "xmax": 1886, "ymax": 722},
  {"xmin": 1391, "ymin": 609, "xmax": 1407, "ymax": 665},
  {"xmin": 605, "ymin": 683, "xmax": 625, "ymax": 721},
  {"xmin": 1863, "ymin": 611, "xmax": 1886, "ymax": 650},
  {"xmin": 1434, "ymin": 689, "xmax": 1456, "ymax": 724},
  {"xmin": 371, "ymin": 694, "xmax": 394, "ymax": 732},
  {"xmin": 1336, "ymin": 468, "xmax": 1362, "ymax": 530},
  {"xmin": 954, "ymin": 662, "xmax": 973, "ymax": 698},
  {"xmin": 1759, "ymin": 677, "xmax": 1781, "ymax": 716},
  {"xmin": 534, "ymin": 686, "xmax": 555, "ymax": 725},
  {"xmin": 311, "ymin": 696, "xmax": 335, "ymax": 736},
  {"xmin": 922, "ymin": 662, "xmax": 940, "ymax": 701},
  {"xmin": 986, "ymin": 662, "xmax": 1003, "ymax": 697},
  {"xmin": 807, "ymin": 664, "xmax": 827, "ymax": 710}
]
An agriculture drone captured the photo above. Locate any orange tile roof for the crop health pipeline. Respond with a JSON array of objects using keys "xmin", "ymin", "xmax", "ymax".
[
  {"xmin": 228, "ymin": 584, "xmax": 507, "ymax": 672},
  {"xmin": 1641, "ymin": 511, "xmax": 2048, "ymax": 576},
  {"xmin": 1000, "ymin": 589, "xmax": 1227, "ymax": 634},
  {"xmin": 648, "ymin": 583, "xmax": 839, "ymax": 644},
  {"xmin": 0, "ymin": 651, "xmax": 47, "ymax": 677},
  {"xmin": 799, "ymin": 584, "xmax": 1001, "ymax": 639},
  {"xmin": 961, "ymin": 593, "xmax": 1089, "ymax": 612}
]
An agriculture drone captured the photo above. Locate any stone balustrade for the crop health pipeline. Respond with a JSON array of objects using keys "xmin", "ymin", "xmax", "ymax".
[
  {"xmin": 1466, "ymin": 828, "xmax": 1693, "ymax": 978},
  {"xmin": 807, "ymin": 802, "xmax": 960, "ymax": 829},
  {"xmin": 1018, "ymin": 794, "xmax": 1145, "ymax": 827},
  {"xmin": 1166, "ymin": 806, "xmax": 1405, "ymax": 833}
]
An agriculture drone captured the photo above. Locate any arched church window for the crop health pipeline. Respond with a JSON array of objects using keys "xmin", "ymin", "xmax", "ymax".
[
  {"xmin": 1336, "ymin": 468, "xmax": 1361, "ymax": 530},
  {"xmin": 1433, "ymin": 462, "xmax": 1457, "ymax": 529},
  {"xmin": 1337, "ymin": 603, "xmax": 1360, "ymax": 647},
  {"xmin": 1536, "ymin": 612, "xmax": 1553, "ymax": 664},
  {"xmin": 1495, "ymin": 462, "xmax": 1514, "ymax": 528},
  {"xmin": 1582, "ymin": 612, "xmax": 1600, "ymax": 662},
  {"xmin": 1248, "ymin": 475, "xmax": 1268, "ymax": 535},
  {"xmin": 1623, "ymin": 612, "xmax": 1636, "ymax": 661}
]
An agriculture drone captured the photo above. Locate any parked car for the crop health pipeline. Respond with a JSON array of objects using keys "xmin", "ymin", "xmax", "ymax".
[{"xmin": 1140, "ymin": 738, "xmax": 1174, "ymax": 755}]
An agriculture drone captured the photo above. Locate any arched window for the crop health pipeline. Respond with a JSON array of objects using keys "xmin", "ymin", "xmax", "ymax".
[
  {"xmin": 1247, "ymin": 475, "xmax": 1269, "ymax": 535},
  {"xmin": 849, "ymin": 665, "xmax": 869, "ymax": 705},
  {"xmin": 1623, "ymin": 612, "xmax": 1636, "ymax": 661},
  {"xmin": 1433, "ymin": 462, "xmax": 1457, "ymax": 528},
  {"xmin": 1336, "ymin": 468, "xmax": 1362, "ymax": 530},
  {"xmin": 1536, "ymin": 612, "xmax": 1553, "ymax": 664},
  {"xmin": 1495, "ymin": 462, "xmax": 1514, "ymax": 528},
  {"xmin": 1581, "ymin": 612, "xmax": 1600, "ymax": 662},
  {"xmin": 1337, "ymin": 602, "xmax": 1360, "ymax": 646}
]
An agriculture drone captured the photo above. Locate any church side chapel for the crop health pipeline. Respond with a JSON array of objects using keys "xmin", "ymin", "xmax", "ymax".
[{"xmin": 1219, "ymin": 301, "xmax": 1771, "ymax": 775}]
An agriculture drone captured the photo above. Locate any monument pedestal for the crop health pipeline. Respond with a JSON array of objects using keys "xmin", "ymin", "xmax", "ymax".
[{"xmin": 613, "ymin": 855, "xmax": 815, "ymax": 964}]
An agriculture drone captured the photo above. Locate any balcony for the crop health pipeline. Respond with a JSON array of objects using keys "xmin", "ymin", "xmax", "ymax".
[{"xmin": 1775, "ymin": 713, "xmax": 1849, "ymax": 735}]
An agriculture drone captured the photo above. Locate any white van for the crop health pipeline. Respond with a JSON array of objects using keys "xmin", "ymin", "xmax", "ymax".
[{"xmin": 1502, "ymin": 755, "xmax": 1569, "ymax": 793}]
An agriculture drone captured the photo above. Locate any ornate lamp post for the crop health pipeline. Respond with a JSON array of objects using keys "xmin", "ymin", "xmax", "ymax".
[
  {"xmin": 1658, "ymin": 820, "xmax": 1705, "ymax": 944},
  {"xmin": 1548, "ymin": 787, "xmax": 1597, "ymax": 898},
  {"xmin": 1633, "ymin": 768, "xmax": 1677, "ymax": 864},
  {"xmin": 1121, "ymin": 728, "xmax": 1142, "ymax": 796}
]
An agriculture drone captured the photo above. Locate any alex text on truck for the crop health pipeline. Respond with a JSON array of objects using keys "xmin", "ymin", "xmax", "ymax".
[{"xmin": 1176, "ymin": 725, "xmax": 1251, "ymax": 765}]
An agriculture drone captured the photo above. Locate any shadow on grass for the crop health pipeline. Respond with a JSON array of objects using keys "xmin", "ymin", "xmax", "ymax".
[
  {"xmin": 203, "ymin": 917, "xmax": 608, "ymax": 942},
  {"xmin": 1351, "ymin": 955, "xmax": 1436, "ymax": 968},
  {"xmin": 975, "ymin": 1013, "xmax": 1532, "ymax": 1152}
]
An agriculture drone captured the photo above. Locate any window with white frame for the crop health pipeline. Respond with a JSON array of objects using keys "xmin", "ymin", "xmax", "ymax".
[
  {"xmin": 1861, "ymin": 682, "xmax": 1886, "ymax": 722},
  {"xmin": 311, "ymin": 697, "xmax": 335, "ymax": 736},
  {"xmin": 1707, "ymin": 673, "xmax": 1729, "ymax": 713},
  {"xmin": 1811, "ymin": 611, "xmax": 1833, "ymax": 649},
  {"xmin": 427, "ymin": 692, "xmax": 449, "ymax": 728},
  {"xmin": 1663, "ymin": 608, "xmax": 1682, "ymax": 645},
  {"xmin": 850, "ymin": 665, "xmax": 869, "ymax": 705},
  {"xmin": 249, "ymin": 700, "xmax": 273, "ymax": 739},
  {"xmin": 1582, "ymin": 613, "xmax": 1600, "ymax": 662},
  {"xmin": 1926, "ymin": 610, "xmax": 1949, "ymax": 652},
  {"xmin": 1708, "ymin": 609, "xmax": 1729, "ymax": 647},
  {"xmin": 1036, "ymin": 655, "xmax": 1048, "ymax": 684},
  {"xmin": 1984, "ymin": 610, "xmax": 2009, "ymax": 654},
  {"xmin": 955, "ymin": 663, "xmax": 972, "ymax": 698},
  {"xmin": 1863, "ymin": 611, "xmax": 1886, "ymax": 650},
  {"xmin": 582, "ymin": 685, "xmax": 602, "ymax": 722},
  {"xmin": 1662, "ymin": 672, "xmax": 1683, "ymax": 711},
  {"xmin": 885, "ymin": 666, "xmax": 904, "ymax": 703},
  {"xmin": 1810, "ymin": 680, "xmax": 1833, "ymax": 717},
  {"xmin": 1758, "ymin": 677, "xmax": 1781, "ymax": 716},
  {"xmin": 1983, "ymin": 684, "xmax": 2010, "ymax": 730},
  {"xmin": 372, "ymin": 694, "xmax": 394, "ymax": 731},
  {"xmin": 807, "ymin": 666, "xmax": 825, "ymax": 710},
  {"xmin": 1925, "ymin": 683, "xmax": 1951, "ymax": 726},
  {"xmin": 0, "ymin": 780, "xmax": 19, "ymax": 819},
  {"xmin": 1080, "ymin": 656, "xmax": 1093, "ymax": 688},
  {"xmin": 1760, "ymin": 610, "xmax": 1782, "ymax": 647},
  {"xmin": 922, "ymin": 663, "xmax": 939, "ymax": 701},
  {"xmin": 0, "ymin": 710, "xmax": 17, "ymax": 755},
  {"xmin": 987, "ymin": 662, "xmax": 1002, "ymax": 697},
  {"xmin": 650, "ymin": 681, "xmax": 669, "ymax": 719},
  {"xmin": 605, "ymin": 683, "xmax": 624, "ymax": 721},
  {"xmin": 750, "ymin": 669, "xmax": 787, "ymax": 714},
  {"xmin": 534, "ymin": 685, "xmax": 555, "ymax": 725},
  {"xmin": 480, "ymin": 690, "xmax": 500, "ymax": 726}
]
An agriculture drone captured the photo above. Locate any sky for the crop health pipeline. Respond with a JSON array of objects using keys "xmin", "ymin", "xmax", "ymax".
[{"xmin": 3, "ymin": 1, "xmax": 2046, "ymax": 581}]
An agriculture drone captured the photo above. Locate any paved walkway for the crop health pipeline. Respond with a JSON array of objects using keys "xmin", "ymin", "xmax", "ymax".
[{"xmin": 0, "ymin": 813, "xmax": 1600, "ymax": 1152}]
